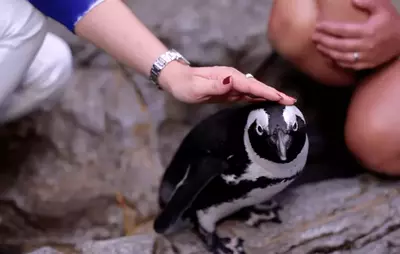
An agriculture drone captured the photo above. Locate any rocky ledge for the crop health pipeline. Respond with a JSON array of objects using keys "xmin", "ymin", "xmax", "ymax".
[{"xmin": 26, "ymin": 175, "xmax": 400, "ymax": 254}]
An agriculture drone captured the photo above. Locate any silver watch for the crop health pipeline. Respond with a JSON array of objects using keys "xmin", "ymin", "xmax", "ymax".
[{"xmin": 149, "ymin": 49, "xmax": 190, "ymax": 89}]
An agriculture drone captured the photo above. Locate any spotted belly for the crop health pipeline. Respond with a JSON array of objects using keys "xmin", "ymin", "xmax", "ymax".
[{"xmin": 196, "ymin": 181, "xmax": 291, "ymax": 232}]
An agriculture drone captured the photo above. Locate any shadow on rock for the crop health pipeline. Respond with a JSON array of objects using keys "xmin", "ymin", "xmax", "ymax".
[{"xmin": 0, "ymin": 113, "xmax": 49, "ymax": 195}]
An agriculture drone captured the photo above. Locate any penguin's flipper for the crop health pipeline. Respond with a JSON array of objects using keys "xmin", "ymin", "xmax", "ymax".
[{"xmin": 154, "ymin": 156, "xmax": 229, "ymax": 234}]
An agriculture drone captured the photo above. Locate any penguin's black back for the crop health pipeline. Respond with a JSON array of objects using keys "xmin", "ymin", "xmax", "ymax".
[{"xmin": 158, "ymin": 101, "xmax": 280, "ymax": 207}]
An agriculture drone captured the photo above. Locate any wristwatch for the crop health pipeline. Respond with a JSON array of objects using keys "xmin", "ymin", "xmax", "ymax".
[{"xmin": 149, "ymin": 49, "xmax": 190, "ymax": 89}]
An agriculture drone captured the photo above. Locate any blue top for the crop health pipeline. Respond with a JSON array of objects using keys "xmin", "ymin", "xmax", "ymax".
[{"xmin": 28, "ymin": 0, "xmax": 105, "ymax": 32}]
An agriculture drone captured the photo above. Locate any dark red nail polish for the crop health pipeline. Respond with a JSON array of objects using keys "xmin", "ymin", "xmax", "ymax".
[{"xmin": 223, "ymin": 76, "xmax": 232, "ymax": 85}]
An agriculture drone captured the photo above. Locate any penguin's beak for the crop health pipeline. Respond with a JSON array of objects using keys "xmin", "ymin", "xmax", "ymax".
[{"xmin": 276, "ymin": 129, "xmax": 290, "ymax": 161}]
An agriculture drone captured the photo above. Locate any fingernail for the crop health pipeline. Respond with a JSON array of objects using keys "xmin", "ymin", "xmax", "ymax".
[
  {"xmin": 289, "ymin": 96, "xmax": 297, "ymax": 103},
  {"xmin": 278, "ymin": 93, "xmax": 297, "ymax": 103},
  {"xmin": 222, "ymin": 76, "xmax": 232, "ymax": 85}
]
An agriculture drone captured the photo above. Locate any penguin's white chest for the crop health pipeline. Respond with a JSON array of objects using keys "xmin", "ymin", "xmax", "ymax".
[{"xmin": 196, "ymin": 162, "xmax": 293, "ymax": 232}]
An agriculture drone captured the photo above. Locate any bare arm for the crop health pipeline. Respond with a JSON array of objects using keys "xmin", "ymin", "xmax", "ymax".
[{"xmin": 74, "ymin": 0, "xmax": 184, "ymax": 92}]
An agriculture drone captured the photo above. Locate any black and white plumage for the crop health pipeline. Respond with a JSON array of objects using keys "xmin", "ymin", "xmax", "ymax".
[{"xmin": 153, "ymin": 101, "xmax": 309, "ymax": 254}]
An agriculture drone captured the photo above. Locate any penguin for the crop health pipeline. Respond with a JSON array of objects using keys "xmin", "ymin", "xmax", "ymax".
[{"xmin": 153, "ymin": 101, "xmax": 309, "ymax": 254}]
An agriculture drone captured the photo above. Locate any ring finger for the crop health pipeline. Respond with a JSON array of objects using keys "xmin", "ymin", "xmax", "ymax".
[
  {"xmin": 316, "ymin": 44, "xmax": 365, "ymax": 64},
  {"xmin": 336, "ymin": 61, "xmax": 372, "ymax": 70}
]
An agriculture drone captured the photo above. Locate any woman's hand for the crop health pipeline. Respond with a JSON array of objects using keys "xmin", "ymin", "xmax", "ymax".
[
  {"xmin": 158, "ymin": 61, "xmax": 297, "ymax": 105},
  {"xmin": 312, "ymin": 0, "xmax": 400, "ymax": 70}
]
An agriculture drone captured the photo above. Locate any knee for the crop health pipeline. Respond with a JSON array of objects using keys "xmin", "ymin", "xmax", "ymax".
[
  {"xmin": 31, "ymin": 33, "xmax": 73, "ymax": 98},
  {"xmin": 345, "ymin": 106, "xmax": 400, "ymax": 176},
  {"xmin": 267, "ymin": 0, "xmax": 316, "ymax": 60},
  {"xmin": 2, "ymin": 0, "xmax": 47, "ymax": 43},
  {"xmin": 266, "ymin": 0, "xmax": 357, "ymax": 86},
  {"xmin": 41, "ymin": 33, "xmax": 73, "ymax": 84}
]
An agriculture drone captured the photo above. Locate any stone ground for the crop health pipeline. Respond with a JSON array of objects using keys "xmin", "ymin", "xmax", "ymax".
[{"xmin": 0, "ymin": 0, "xmax": 399, "ymax": 254}]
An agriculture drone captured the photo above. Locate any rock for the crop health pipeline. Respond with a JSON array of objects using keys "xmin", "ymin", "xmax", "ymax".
[
  {"xmin": 78, "ymin": 234, "xmax": 160, "ymax": 254},
  {"xmin": 72, "ymin": 176, "xmax": 399, "ymax": 254},
  {"xmin": 161, "ymin": 175, "xmax": 400, "ymax": 254},
  {"xmin": 27, "ymin": 247, "xmax": 63, "ymax": 254},
  {"xmin": 126, "ymin": 0, "xmax": 273, "ymax": 71},
  {"xmin": 0, "ymin": 68, "xmax": 164, "ymax": 242},
  {"xmin": 17, "ymin": 175, "xmax": 400, "ymax": 254}
]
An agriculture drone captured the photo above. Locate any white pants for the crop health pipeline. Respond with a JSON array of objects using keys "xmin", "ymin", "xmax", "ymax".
[{"xmin": 0, "ymin": 0, "xmax": 73, "ymax": 123}]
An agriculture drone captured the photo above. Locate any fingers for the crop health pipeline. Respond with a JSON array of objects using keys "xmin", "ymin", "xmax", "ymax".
[
  {"xmin": 234, "ymin": 73, "xmax": 281, "ymax": 100},
  {"xmin": 315, "ymin": 22, "xmax": 365, "ymax": 38},
  {"xmin": 312, "ymin": 21, "xmax": 373, "ymax": 70},
  {"xmin": 337, "ymin": 61, "xmax": 373, "ymax": 70},
  {"xmin": 316, "ymin": 44, "xmax": 361, "ymax": 63},
  {"xmin": 232, "ymin": 72, "xmax": 296, "ymax": 105},
  {"xmin": 191, "ymin": 66, "xmax": 296, "ymax": 105},
  {"xmin": 312, "ymin": 31, "xmax": 373, "ymax": 67},
  {"xmin": 352, "ymin": 0, "xmax": 378, "ymax": 12},
  {"xmin": 195, "ymin": 76, "xmax": 233, "ymax": 97},
  {"xmin": 316, "ymin": 44, "xmax": 372, "ymax": 69},
  {"xmin": 206, "ymin": 94, "xmax": 272, "ymax": 104},
  {"xmin": 312, "ymin": 32, "xmax": 362, "ymax": 52}
]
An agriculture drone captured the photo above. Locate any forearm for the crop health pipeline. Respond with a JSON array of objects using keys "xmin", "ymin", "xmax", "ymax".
[
  {"xmin": 29, "ymin": 0, "xmax": 186, "ymax": 91},
  {"xmin": 75, "ymin": 0, "xmax": 170, "ymax": 79}
]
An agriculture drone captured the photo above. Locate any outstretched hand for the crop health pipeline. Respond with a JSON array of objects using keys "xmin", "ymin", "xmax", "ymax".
[
  {"xmin": 312, "ymin": 0, "xmax": 400, "ymax": 70},
  {"xmin": 159, "ymin": 62, "xmax": 297, "ymax": 105}
]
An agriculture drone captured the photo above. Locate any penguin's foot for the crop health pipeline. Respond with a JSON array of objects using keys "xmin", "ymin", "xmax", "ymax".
[
  {"xmin": 243, "ymin": 208, "xmax": 282, "ymax": 227},
  {"xmin": 230, "ymin": 200, "xmax": 283, "ymax": 227},
  {"xmin": 194, "ymin": 224, "xmax": 246, "ymax": 254},
  {"xmin": 256, "ymin": 199, "xmax": 282, "ymax": 211},
  {"xmin": 212, "ymin": 236, "xmax": 245, "ymax": 254}
]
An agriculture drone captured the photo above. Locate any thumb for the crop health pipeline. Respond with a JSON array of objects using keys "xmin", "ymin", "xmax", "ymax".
[{"xmin": 352, "ymin": 0, "xmax": 378, "ymax": 13}]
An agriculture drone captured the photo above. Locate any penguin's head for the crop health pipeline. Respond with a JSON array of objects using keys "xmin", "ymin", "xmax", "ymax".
[{"xmin": 244, "ymin": 104, "xmax": 307, "ymax": 163}]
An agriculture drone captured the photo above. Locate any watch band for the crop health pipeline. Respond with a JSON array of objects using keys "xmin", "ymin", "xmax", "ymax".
[{"xmin": 149, "ymin": 49, "xmax": 190, "ymax": 89}]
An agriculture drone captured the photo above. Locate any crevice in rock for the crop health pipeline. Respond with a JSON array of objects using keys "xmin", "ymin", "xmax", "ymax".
[
  {"xmin": 303, "ymin": 218, "xmax": 400, "ymax": 254},
  {"xmin": 0, "ymin": 199, "xmax": 47, "ymax": 232},
  {"xmin": 0, "ymin": 195, "xmax": 120, "ymax": 243}
]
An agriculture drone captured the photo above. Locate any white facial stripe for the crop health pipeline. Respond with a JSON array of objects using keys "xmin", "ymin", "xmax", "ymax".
[
  {"xmin": 242, "ymin": 105, "xmax": 308, "ymax": 178},
  {"xmin": 246, "ymin": 109, "xmax": 269, "ymax": 133},
  {"xmin": 283, "ymin": 105, "xmax": 305, "ymax": 130},
  {"xmin": 244, "ymin": 132, "xmax": 309, "ymax": 178}
]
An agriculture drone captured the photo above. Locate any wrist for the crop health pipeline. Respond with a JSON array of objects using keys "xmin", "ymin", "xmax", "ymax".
[
  {"xmin": 149, "ymin": 49, "xmax": 191, "ymax": 91},
  {"xmin": 157, "ymin": 60, "xmax": 192, "ymax": 92}
]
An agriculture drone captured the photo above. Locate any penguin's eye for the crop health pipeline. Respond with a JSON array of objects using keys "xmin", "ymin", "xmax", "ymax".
[
  {"xmin": 292, "ymin": 122, "xmax": 298, "ymax": 131},
  {"xmin": 256, "ymin": 125, "xmax": 264, "ymax": 135}
]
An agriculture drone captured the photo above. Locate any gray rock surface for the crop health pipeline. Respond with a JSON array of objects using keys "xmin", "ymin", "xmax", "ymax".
[
  {"xmin": 27, "ymin": 247, "xmax": 64, "ymax": 254},
  {"xmin": 76, "ymin": 176, "xmax": 400, "ymax": 254},
  {"xmin": 78, "ymin": 234, "xmax": 158, "ymax": 254},
  {"xmin": 0, "ymin": 68, "xmax": 163, "ymax": 243}
]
